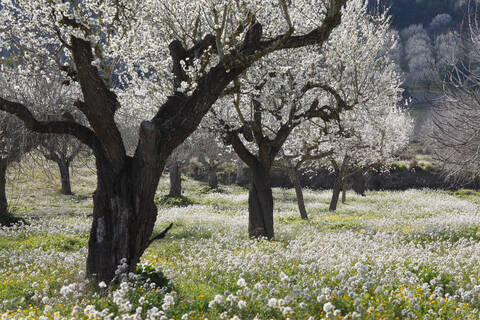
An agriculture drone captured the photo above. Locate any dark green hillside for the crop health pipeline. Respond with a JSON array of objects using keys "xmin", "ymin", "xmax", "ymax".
[{"xmin": 370, "ymin": 0, "xmax": 465, "ymax": 29}]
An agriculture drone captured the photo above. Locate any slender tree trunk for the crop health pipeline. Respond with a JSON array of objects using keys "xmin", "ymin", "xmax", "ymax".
[
  {"xmin": 208, "ymin": 166, "xmax": 218, "ymax": 189},
  {"xmin": 288, "ymin": 167, "xmax": 308, "ymax": 220},
  {"xmin": 329, "ymin": 177, "xmax": 342, "ymax": 212},
  {"xmin": 0, "ymin": 160, "xmax": 7, "ymax": 216},
  {"xmin": 57, "ymin": 159, "xmax": 72, "ymax": 195},
  {"xmin": 169, "ymin": 162, "xmax": 182, "ymax": 197},
  {"xmin": 341, "ymin": 182, "xmax": 347, "ymax": 204},
  {"xmin": 248, "ymin": 163, "xmax": 274, "ymax": 239}
]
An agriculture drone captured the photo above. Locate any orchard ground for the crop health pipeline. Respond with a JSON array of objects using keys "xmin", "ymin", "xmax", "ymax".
[{"xmin": 2, "ymin": 160, "xmax": 480, "ymax": 319}]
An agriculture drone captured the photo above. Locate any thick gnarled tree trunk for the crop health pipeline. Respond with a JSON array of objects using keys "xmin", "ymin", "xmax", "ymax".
[
  {"xmin": 87, "ymin": 156, "xmax": 162, "ymax": 283},
  {"xmin": 169, "ymin": 162, "xmax": 182, "ymax": 198},
  {"xmin": 248, "ymin": 163, "xmax": 274, "ymax": 239}
]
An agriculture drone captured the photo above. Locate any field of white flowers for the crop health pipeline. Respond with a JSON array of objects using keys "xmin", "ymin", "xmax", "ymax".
[{"xmin": 2, "ymin": 162, "xmax": 480, "ymax": 319}]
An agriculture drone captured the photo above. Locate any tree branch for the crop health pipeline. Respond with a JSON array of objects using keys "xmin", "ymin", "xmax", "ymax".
[
  {"xmin": 0, "ymin": 97, "xmax": 101, "ymax": 152},
  {"xmin": 145, "ymin": 223, "xmax": 173, "ymax": 249}
]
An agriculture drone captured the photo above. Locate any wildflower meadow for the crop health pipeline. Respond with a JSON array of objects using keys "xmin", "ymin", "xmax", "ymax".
[{"xmin": 2, "ymin": 163, "xmax": 480, "ymax": 320}]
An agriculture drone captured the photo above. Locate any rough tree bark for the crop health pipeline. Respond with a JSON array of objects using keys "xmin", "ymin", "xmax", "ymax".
[
  {"xmin": 44, "ymin": 150, "xmax": 73, "ymax": 195},
  {"xmin": 0, "ymin": 160, "xmax": 7, "ymax": 216},
  {"xmin": 248, "ymin": 162, "xmax": 274, "ymax": 239},
  {"xmin": 0, "ymin": 1, "xmax": 347, "ymax": 283},
  {"xmin": 169, "ymin": 162, "xmax": 182, "ymax": 197},
  {"xmin": 287, "ymin": 166, "xmax": 308, "ymax": 220}
]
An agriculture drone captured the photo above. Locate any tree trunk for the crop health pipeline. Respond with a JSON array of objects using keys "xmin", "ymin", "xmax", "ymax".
[
  {"xmin": 341, "ymin": 182, "xmax": 347, "ymax": 204},
  {"xmin": 288, "ymin": 167, "xmax": 308, "ymax": 220},
  {"xmin": 86, "ymin": 157, "xmax": 160, "ymax": 284},
  {"xmin": 0, "ymin": 160, "xmax": 7, "ymax": 216},
  {"xmin": 248, "ymin": 164, "xmax": 274, "ymax": 239},
  {"xmin": 169, "ymin": 162, "xmax": 182, "ymax": 198},
  {"xmin": 329, "ymin": 177, "xmax": 342, "ymax": 212},
  {"xmin": 208, "ymin": 166, "xmax": 218, "ymax": 189},
  {"xmin": 57, "ymin": 160, "xmax": 72, "ymax": 195}
]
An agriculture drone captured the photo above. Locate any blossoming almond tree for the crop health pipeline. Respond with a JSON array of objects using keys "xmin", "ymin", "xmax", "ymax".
[
  {"xmin": 0, "ymin": 65, "xmax": 71, "ymax": 224},
  {"xmin": 0, "ymin": 0, "xmax": 347, "ymax": 283},
  {"xmin": 208, "ymin": 0, "xmax": 402, "ymax": 238},
  {"xmin": 281, "ymin": 14, "xmax": 412, "ymax": 213},
  {"xmin": 191, "ymin": 127, "xmax": 235, "ymax": 189},
  {"xmin": 323, "ymin": 108, "xmax": 412, "ymax": 212}
]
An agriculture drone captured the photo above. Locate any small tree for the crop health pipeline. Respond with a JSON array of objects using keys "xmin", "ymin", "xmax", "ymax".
[
  {"xmin": 0, "ymin": 113, "xmax": 37, "ymax": 225},
  {"xmin": 40, "ymin": 122, "xmax": 89, "ymax": 195},
  {"xmin": 0, "ymin": 66, "xmax": 40, "ymax": 224},
  {"xmin": 280, "ymin": 124, "xmax": 334, "ymax": 219},
  {"xmin": 192, "ymin": 128, "xmax": 234, "ymax": 189},
  {"xmin": 207, "ymin": 0, "xmax": 397, "ymax": 238},
  {"xmin": 166, "ymin": 137, "xmax": 196, "ymax": 198},
  {"xmin": 324, "ymin": 108, "xmax": 412, "ymax": 212}
]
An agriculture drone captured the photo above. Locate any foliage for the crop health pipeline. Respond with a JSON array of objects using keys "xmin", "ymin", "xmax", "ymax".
[
  {"xmin": 154, "ymin": 195, "xmax": 197, "ymax": 207},
  {"xmin": 196, "ymin": 185, "xmax": 224, "ymax": 194},
  {"xmin": 136, "ymin": 264, "xmax": 173, "ymax": 292}
]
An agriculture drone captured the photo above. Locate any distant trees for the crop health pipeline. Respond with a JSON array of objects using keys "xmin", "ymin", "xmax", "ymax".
[
  {"xmin": 429, "ymin": 19, "xmax": 480, "ymax": 181},
  {"xmin": 374, "ymin": 0, "xmax": 463, "ymax": 29},
  {"xmin": 401, "ymin": 24, "xmax": 435, "ymax": 84},
  {"xmin": 0, "ymin": 67, "xmax": 39, "ymax": 224},
  {"xmin": 39, "ymin": 113, "xmax": 89, "ymax": 195},
  {"xmin": 397, "ymin": 13, "xmax": 461, "ymax": 88},
  {"xmin": 206, "ymin": 0, "xmax": 404, "ymax": 236},
  {"xmin": 192, "ymin": 129, "xmax": 234, "ymax": 190},
  {"xmin": 323, "ymin": 108, "xmax": 412, "ymax": 212}
]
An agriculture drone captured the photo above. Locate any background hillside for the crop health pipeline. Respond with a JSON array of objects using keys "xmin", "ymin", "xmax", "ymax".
[{"xmin": 371, "ymin": 0, "xmax": 466, "ymax": 29}]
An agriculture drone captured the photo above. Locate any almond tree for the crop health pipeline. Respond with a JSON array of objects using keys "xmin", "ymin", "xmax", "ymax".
[
  {"xmin": 166, "ymin": 137, "xmax": 196, "ymax": 198},
  {"xmin": 0, "ymin": 65, "xmax": 40, "ymax": 224},
  {"xmin": 0, "ymin": 0, "xmax": 348, "ymax": 283},
  {"xmin": 207, "ymin": 0, "xmax": 398, "ymax": 238},
  {"xmin": 0, "ymin": 110, "xmax": 36, "ymax": 225},
  {"xmin": 36, "ymin": 85, "xmax": 88, "ymax": 196},
  {"xmin": 192, "ymin": 128, "xmax": 234, "ymax": 189},
  {"xmin": 429, "ymin": 16, "xmax": 480, "ymax": 182},
  {"xmin": 323, "ymin": 108, "xmax": 412, "ymax": 212},
  {"xmin": 280, "ymin": 124, "xmax": 334, "ymax": 220}
]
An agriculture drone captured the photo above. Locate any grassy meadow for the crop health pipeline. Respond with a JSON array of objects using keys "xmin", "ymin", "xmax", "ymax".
[{"xmin": 2, "ymin": 160, "xmax": 480, "ymax": 319}]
